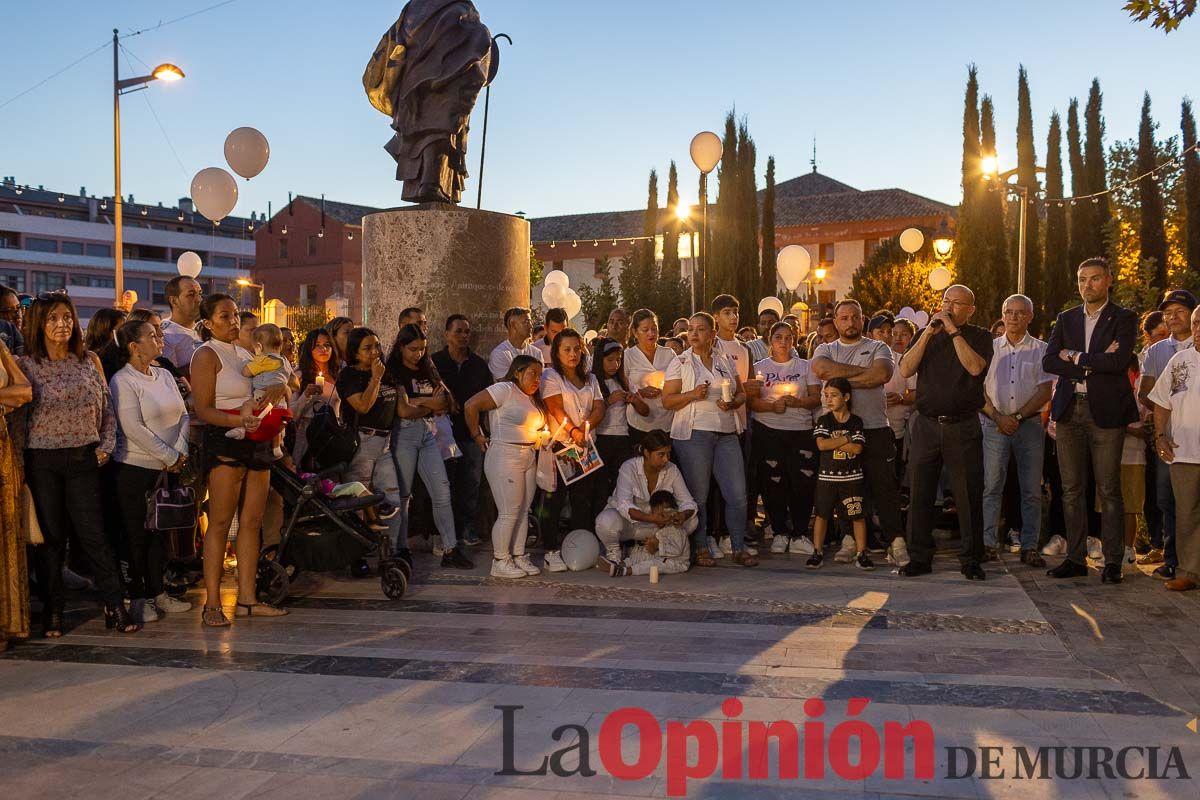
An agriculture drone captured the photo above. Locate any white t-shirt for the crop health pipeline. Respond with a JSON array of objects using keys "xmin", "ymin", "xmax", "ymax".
[
  {"xmin": 1148, "ymin": 345, "xmax": 1200, "ymax": 464},
  {"xmin": 534, "ymin": 337, "xmax": 554, "ymax": 367},
  {"xmin": 540, "ymin": 368, "xmax": 603, "ymax": 429},
  {"xmin": 715, "ymin": 335, "xmax": 751, "ymax": 428},
  {"xmin": 883, "ymin": 349, "xmax": 918, "ymax": 438},
  {"xmin": 485, "ymin": 381, "xmax": 545, "ymax": 445},
  {"xmin": 753, "ymin": 355, "xmax": 819, "ymax": 431},
  {"xmin": 488, "ymin": 339, "xmax": 543, "ymax": 380},
  {"xmin": 666, "ymin": 351, "xmax": 736, "ymax": 434},
  {"xmin": 812, "ymin": 337, "xmax": 893, "ymax": 429},
  {"xmin": 623, "ymin": 344, "xmax": 675, "ymax": 432},
  {"xmin": 596, "ymin": 378, "xmax": 630, "ymax": 436}
]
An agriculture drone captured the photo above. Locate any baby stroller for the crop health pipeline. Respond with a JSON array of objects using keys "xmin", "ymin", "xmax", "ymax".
[{"xmin": 256, "ymin": 462, "xmax": 412, "ymax": 605}]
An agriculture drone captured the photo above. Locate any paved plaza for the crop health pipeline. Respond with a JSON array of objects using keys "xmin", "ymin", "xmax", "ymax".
[{"xmin": 1, "ymin": 542, "xmax": 1198, "ymax": 799}]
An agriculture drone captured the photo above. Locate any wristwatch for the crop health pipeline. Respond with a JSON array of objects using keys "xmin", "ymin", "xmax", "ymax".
[
  {"xmin": 949, "ymin": 330, "xmax": 962, "ymax": 339},
  {"xmin": 1014, "ymin": 413, "xmax": 1024, "ymax": 422}
]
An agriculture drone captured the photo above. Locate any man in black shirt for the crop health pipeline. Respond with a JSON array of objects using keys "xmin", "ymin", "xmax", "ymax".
[
  {"xmin": 898, "ymin": 284, "xmax": 994, "ymax": 580},
  {"xmin": 431, "ymin": 314, "xmax": 493, "ymax": 547}
]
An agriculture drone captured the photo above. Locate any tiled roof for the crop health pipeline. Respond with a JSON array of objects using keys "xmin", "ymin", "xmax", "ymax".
[
  {"xmin": 773, "ymin": 188, "xmax": 954, "ymax": 227},
  {"xmin": 530, "ymin": 209, "xmax": 662, "ymax": 243},
  {"xmin": 772, "ymin": 171, "xmax": 859, "ymax": 198},
  {"xmin": 294, "ymin": 196, "xmax": 382, "ymax": 226}
]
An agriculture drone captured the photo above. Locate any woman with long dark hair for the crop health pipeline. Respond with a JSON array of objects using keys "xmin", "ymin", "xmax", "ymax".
[
  {"xmin": 107, "ymin": 319, "xmax": 191, "ymax": 623},
  {"xmin": 539, "ymin": 328, "xmax": 606, "ymax": 572},
  {"xmin": 289, "ymin": 327, "xmax": 340, "ymax": 467},
  {"xmin": 326, "ymin": 316, "xmax": 354, "ymax": 368},
  {"xmin": 385, "ymin": 323, "xmax": 472, "ymax": 568},
  {"xmin": 18, "ymin": 292, "xmax": 137, "ymax": 635},
  {"xmin": 465, "ymin": 354, "xmax": 546, "ymax": 578},
  {"xmin": 84, "ymin": 307, "xmax": 127, "ymax": 354},
  {"xmin": 590, "ymin": 336, "xmax": 641, "ymax": 499},
  {"xmin": 190, "ymin": 294, "xmax": 286, "ymax": 626}
]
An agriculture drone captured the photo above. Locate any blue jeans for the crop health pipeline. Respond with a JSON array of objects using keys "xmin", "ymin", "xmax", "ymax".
[
  {"xmin": 982, "ymin": 418, "xmax": 1045, "ymax": 550},
  {"xmin": 1156, "ymin": 454, "xmax": 1177, "ymax": 567},
  {"xmin": 673, "ymin": 430, "xmax": 747, "ymax": 553},
  {"xmin": 391, "ymin": 420, "xmax": 458, "ymax": 551},
  {"xmin": 447, "ymin": 438, "xmax": 484, "ymax": 541}
]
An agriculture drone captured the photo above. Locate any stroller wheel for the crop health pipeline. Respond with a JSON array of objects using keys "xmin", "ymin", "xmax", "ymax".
[
  {"xmin": 349, "ymin": 557, "xmax": 371, "ymax": 578},
  {"xmin": 381, "ymin": 565, "xmax": 408, "ymax": 599},
  {"xmin": 256, "ymin": 557, "xmax": 289, "ymax": 606}
]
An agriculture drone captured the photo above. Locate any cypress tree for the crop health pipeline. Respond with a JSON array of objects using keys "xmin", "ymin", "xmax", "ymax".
[
  {"xmin": 1043, "ymin": 111, "xmax": 1071, "ymax": 318},
  {"xmin": 642, "ymin": 168, "xmax": 658, "ymax": 265},
  {"xmin": 1014, "ymin": 66, "xmax": 1043, "ymax": 297},
  {"xmin": 975, "ymin": 95, "xmax": 1012, "ymax": 318},
  {"xmin": 1137, "ymin": 93, "xmax": 1170, "ymax": 289},
  {"xmin": 1182, "ymin": 98, "xmax": 1200, "ymax": 275},
  {"xmin": 1083, "ymin": 79, "xmax": 1111, "ymax": 258},
  {"xmin": 709, "ymin": 112, "xmax": 740, "ymax": 306},
  {"xmin": 761, "ymin": 156, "xmax": 777, "ymax": 299},
  {"xmin": 955, "ymin": 67, "xmax": 984, "ymax": 312},
  {"xmin": 663, "ymin": 161, "xmax": 681, "ymax": 281},
  {"xmin": 736, "ymin": 120, "xmax": 758, "ymax": 311},
  {"xmin": 619, "ymin": 170, "xmax": 658, "ymax": 313},
  {"xmin": 1067, "ymin": 99, "xmax": 1090, "ymax": 269}
]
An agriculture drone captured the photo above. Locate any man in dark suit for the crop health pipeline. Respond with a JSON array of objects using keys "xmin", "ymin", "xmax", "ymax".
[{"xmin": 1042, "ymin": 257, "xmax": 1139, "ymax": 584}]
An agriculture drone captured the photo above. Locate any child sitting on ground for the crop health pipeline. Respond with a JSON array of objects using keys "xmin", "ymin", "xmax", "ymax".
[
  {"xmin": 609, "ymin": 490, "xmax": 691, "ymax": 577},
  {"xmin": 808, "ymin": 377, "xmax": 874, "ymax": 571},
  {"xmin": 227, "ymin": 323, "xmax": 296, "ymax": 458}
]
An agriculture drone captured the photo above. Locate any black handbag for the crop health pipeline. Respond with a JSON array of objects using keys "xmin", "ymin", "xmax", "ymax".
[
  {"xmin": 306, "ymin": 400, "xmax": 359, "ymax": 469},
  {"xmin": 145, "ymin": 470, "xmax": 197, "ymax": 532}
]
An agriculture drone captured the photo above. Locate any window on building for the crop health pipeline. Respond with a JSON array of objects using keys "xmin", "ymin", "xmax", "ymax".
[
  {"xmin": 153, "ymin": 280, "xmax": 167, "ymax": 305},
  {"xmin": 68, "ymin": 274, "xmax": 115, "ymax": 289},
  {"xmin": 278, "ymin": 238, "xmax": 288, "ymax": 258},
  {"xmin": 125, "ymin": 278, "xmax": 149, "ymax": 303},
  {"xmin": 819, "ymin": 243, "xmax": 835, "ymax": 265},
  {"xmin": 0, "ymin": 269, "xmax": 25, "ymax": 292},
  {"xmin": 304, "ymin": 284, "xmax": 318, "ymax": 305},
  {"xmin": 307, "ymin": 235, "xmax": 318, "ymax": 256},
  {"xmin": 0, "ymin": 231, "xmax": 17, "ymax": 249},
  {"xmin": 863, "ymin": 238, "xmax": 879, "ymax": 258},
  {"xmin": 60, "ymin": 241, "xmax": 85, "ymax": 256},
  {"xmin": 31, "ymin": 272, "xmax": 66, "ymax": 293},
  {"xmin": 85, "ymin": 243, "xmax": 111, "ymax": 258},
  {"xmin": 25, "ymin": 237, "xmax": 57, "ymax": 253},
  {"xmin": 212, "ymin": 255, "xmax": 237, "ymax": 270}
]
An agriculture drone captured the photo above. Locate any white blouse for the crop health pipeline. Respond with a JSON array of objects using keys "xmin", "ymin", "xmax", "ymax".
[
  {"xmin": 623, "ymin": 344, "xmax": 675, "ymax": 432},
  {"xmin": 608, "ymin": 456, "xmax": 698, "ymax": 524}
]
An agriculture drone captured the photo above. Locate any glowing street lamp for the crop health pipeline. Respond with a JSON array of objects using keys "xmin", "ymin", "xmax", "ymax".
[
  {"xmin": 979, "ymin": 154, "xmax": 1044, "ymax": 295},
  {"xmin": 236, "ymin": 278, "xmax": 265, "ymax": 316},
  {"xmin": 931, "ymin": 217, "xmax": 955, "ymax": 263}
]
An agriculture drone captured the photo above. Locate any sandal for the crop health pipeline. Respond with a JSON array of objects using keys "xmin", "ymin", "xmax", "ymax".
[
  {"xmin": 235, "ymin": 602, "xmax": 287, "ymax": 618},
  {"xmin": 732, "ymin": 550, "xmax": 759, "ymax": 568},
  {"xmin": 694, "ymin": 549, "xmax": 716, "ymax": 568},
  {"xmin": 202, "ymin": 606, "xmax": 231, "ymax": 627}
]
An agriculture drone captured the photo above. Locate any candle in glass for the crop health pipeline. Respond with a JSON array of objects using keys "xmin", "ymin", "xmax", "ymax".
[{"xmin": 720, "ymin": 378, "xmax": 733, "ymax": 403}]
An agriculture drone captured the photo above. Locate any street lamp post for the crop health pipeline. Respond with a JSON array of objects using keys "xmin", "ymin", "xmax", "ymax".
[
  {"xmin": 112, "ymin": 28, "xmax": 184, "ymax": 306},
  {"xmin": 980, "ymin": 156, "xmax": 1043, "ymax": 296},
  {"xmin": 690, "ymin": 132, "xmax": 722, "ymax": 313},
  {"xmin": 674, "ymin": 202, "xmax": 698, "ymax": 314}
]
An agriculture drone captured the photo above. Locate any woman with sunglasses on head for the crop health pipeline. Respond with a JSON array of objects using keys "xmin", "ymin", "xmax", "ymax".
[{"xmin": 18, "ymin": 292, "xmax": 137, "ymax": 636}]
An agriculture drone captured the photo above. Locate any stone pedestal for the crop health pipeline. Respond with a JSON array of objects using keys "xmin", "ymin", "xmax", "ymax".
[{"xmin": 362, "ymin": 204, "xmax": 529, "ymax": 355}]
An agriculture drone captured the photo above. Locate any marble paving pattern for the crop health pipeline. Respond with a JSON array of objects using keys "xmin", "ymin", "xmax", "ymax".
[{"xmin": 1, "ymin": 547, "xmax": 1197, "ymax": 799}]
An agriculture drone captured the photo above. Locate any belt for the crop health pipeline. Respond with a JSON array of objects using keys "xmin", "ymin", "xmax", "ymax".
[
  {"xmin": 927, "ymin": 412, "xmax": 975, "ymax": 425},
  {"xmin": 358, "ymin": 426, "xmax": 390, "ymax": 437}
]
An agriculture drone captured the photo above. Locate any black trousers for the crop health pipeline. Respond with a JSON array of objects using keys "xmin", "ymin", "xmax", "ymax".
[
  {"xmin": 105, "ymin": 461, "xmax": 166, "ymax": 600},
  {"xmin": 906, "ymin": 414, "xmax": 985, "ymax": 568},
  {"xmin": 26, "ymin": 445, "xmax": 124, "ymax": 608},
  {"xmin": 862, "ymin": 427, "xmax": 905, "ymax": 538},
  {"xmin": 595, "ymin": 433, "xmax": 633, "ymax": 503},
  {"xmin": 752, "ymin": 421, "xmax": 816, "ymax": 537},
  {"xmin": 541, "ymin": 470, "xmax": 609, "ymax": 549}
]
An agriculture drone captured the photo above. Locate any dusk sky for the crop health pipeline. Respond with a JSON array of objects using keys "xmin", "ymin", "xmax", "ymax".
[{"xmin": 3, "ymin": 1, "xmax": 1198, "ymax": 222}]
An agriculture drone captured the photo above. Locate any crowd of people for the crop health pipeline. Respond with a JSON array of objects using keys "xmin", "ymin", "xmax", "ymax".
[{"xmin": 1, "ymin": 254, "xmax": 1198, "ymax": 647}]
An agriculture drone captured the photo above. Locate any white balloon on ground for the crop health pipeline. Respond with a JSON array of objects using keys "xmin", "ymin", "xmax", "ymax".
[
  {"xmin": 757, "ymin": 296, "xmax": 785, "ymax": 318},
  {"xmin": 223, "ymin": 127, "xmax": 270, "ymax": 180},
  {"xmin": 913, "ymin": 310, "xmax": 930, "ymax": 327},
  {"xmin": 897, "ymin": 306, "xmax": 915, "ymax": 320},
  {"xmin": 190, "ymin": 167, "xmax": 238, "ymax": 221},
  {"xmin": 176, "ymin": 251, "xmax": 202, "ymax": 278},
  {"xmin": 563, "ymin": 289, "xmax": 582, "ymax": 320},
  {"xmin": 541, "ymin": 282, "xmax": 567, "ymax": 309},
  {"xmin": 928, "ymin": 266, "xmax": 952, "ymax": 291},
  {"xmin": 544, "ymin": 269, "xmax": 569, "ymax": 288},
  {"xmin": 561, "ymin": 529, "xmax": 600, "ymax": 571},
  {"xmin": 899, "ymin": 227, "xmax": 925, "ymax": 254},
  {"xmin": 776, "ymin": 245, "xmax": 811, "ymax": 290}
]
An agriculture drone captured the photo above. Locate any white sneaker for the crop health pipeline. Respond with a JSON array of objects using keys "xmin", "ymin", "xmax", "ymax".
[
  {"xmin": 789, "ymin": 536, "xmax": 815, "ymax": 555},
  {"xmin": 544, "ymin": 550, "xmax": 569, "ymax": 572},
  {"xmin": 1007, "ymin": 530, "xmax": 1022, "ymax": 553},
  {"xmin": 1124, "ymin": 546, "xmax": 1135, "ymax": 565},
  {"xmin": 130, "ymin": 598, "xmax": 159, "ymax": 624},
  {"xmin": 707, "ymin": 537, "xmax": 725, "ymax": 559},
  {"xmin": 887, "ymin": 536, "xmax": 911, "ymax": 567},
  {"xmin": 833, "ymin": 535, "xmax": 856, "ymax": 563},
  {"xmin": 433, "ymin": 541, "xmax": 445, "ymax": 558},
  {"xmin": 604, "ymin": 545, "xmax": 623, "ymax": 563},
  {"xmin": 514, "ymin": 554, "xmax": 541, "ymax": 575},
  {"xmin": 770, "ymin": 535, "xmax": 788, "ymax": 554},
  {"xmin": 154, "ymin": 593, "xmax": 191, "ymax": 613},
  {"xmin": 718, "ymin": 536, "xmax": 733, "ymax": 556},
  {"xmin": 1041, "ymin": 534, "xmax": 1068, "ymax": 556},
  {"xmin": 1086, "ymin": 536, "xmax": 1103, "ymax": 561},
  {"xmin": 490, "ymin": 557, "xmax": 528, "ymax": 579}
]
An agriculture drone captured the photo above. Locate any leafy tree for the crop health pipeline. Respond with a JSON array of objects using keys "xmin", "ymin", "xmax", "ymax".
[
  {"xmin": 849, "ymin": 236, "xmax": 950, "ymax": 315},
  {"xmin": 1124, "ymin": 0, "xmax": 1196, "ymax": 32},
  {"xmin": 1067, "ymin": 99, "xmax": 1091, "ymax": 269},
  {"xmin": 1136, "ymin": 93, "xmax": 1171, "ymax": 289},
  {"xmin": 529, "ymin": 245, "xmax": 543, "ymax": 291},
  {"xmin": 1182, "ymin": 98, "xmax": 1200, "ymax": 275},
  {"xmin": 760, "ymin": 156, "xmax": 776, "ymax": 299},
  {"xmin": 1084, "ymin": 79, "xmax": 1112, "ymax": 259},
  {"xmin": 578, "ymin": 258, "xmax": 620, "ymax": 330},
  {"xmin": 1044, "ymin": 111, "xmax": 1072, "ymax": 317},
  {"xmin": 1014, "ymin": 66, "xmax": 1043, "ymax": 296}
]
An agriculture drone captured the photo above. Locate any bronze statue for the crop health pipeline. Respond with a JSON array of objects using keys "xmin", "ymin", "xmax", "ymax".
[{"xmin": 363, "ymin": 0, "xmax": 499, "ymax": 205}]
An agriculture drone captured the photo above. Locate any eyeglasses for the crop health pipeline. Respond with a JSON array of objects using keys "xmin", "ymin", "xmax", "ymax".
[
  {"xmin": 36, "ymin": 289, "xmax": 69, "ymax": 301},
  {"xmin": 312, "ymin": 342, "xmax": 332, "ymax": 349}
]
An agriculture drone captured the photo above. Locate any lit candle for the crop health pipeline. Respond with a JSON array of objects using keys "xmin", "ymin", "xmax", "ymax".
[
  {"xmin": 755, "ymin": 371, "xmax": 765, "ymax": 382},
  {"xmin": 720, "ymin": 378, "xmax": 733, "ymax": 403},
  {"xmin": 777, "ymin": 382, "xmax": 797, "ymax": 398},
  {"xmin": 645, "ymin": 371, "xmax": 666, "ymax": 390},
  {"xmin": 315, "ymin": 374, "xmax": 325, "ymax": 388}
]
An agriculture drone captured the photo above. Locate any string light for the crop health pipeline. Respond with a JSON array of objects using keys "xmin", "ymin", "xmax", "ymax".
[
  {"xmin": 281, "ymin": 225, "xmax": 288, "ymax": 235},
  {"xmin": 100, "ymin": 199, "xmax": 107, "ymax": 210},
  {"xmin": 57, "ymin": 193, "xmax": 64, "ymax": 203},
  {"xmin": 140, "ymin": 206, "xmax": 148, "ymax": 216},
  {"xmin": 317, "ymin": 228, "xmax": 324, "ymax": 239},
  {"xmin": 14, "ymin": 185, "xmax": 22, "ymax": 195},
  {"xmin": 1040, "ymin": 142, "xmax": 1197, "ymax": 205}
]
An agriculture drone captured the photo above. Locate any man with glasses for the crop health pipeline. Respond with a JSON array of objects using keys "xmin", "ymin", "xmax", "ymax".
[
  {"xmin": 898, "ymin": 285, "xmax": 994, "ymax": 579},
  {"xmin": 980, "ymin": 295, "xmax": 1052, "ymax": 567},
  {"xmin": 0, "ymin": 285, "xmax": 22, "ymax": 355}
]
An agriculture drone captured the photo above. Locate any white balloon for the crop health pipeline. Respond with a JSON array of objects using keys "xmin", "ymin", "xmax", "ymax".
[
  {"xmin": 776, "ymin": 245, "xmax": 811, "ymax": 291},
  {"xmin": 561, "ymin": 529, "xmax": 600, "ymax": 571},
  {"xmin": 897, "ymin": 306, "xmax": 915, "ymax": 321},
  {"xmin": 928, "ymin": 266, "xmax": 952, "ymax": 291},
  {"xmin": 584, "ymin": 329, "xmax": 598, "ymax": 344},
  {"xmin": 899, "ymin": 227, "xmax": 925, "ymax": 254},
  {"xmin": 176, "ymin": 251, "xmax": 202, "ymax": 278},
  {"xmin": 190, "ymin": 167, "xmax": 238, "ymax": 221},
  {"xmin": 544, "ymin": 269, "xmax": 569, "ymax": 288},
  {"xmin": 757, "ymin": 296, "xmax": 785, "ymax": 318},
  {"xmin": 541, "ymin": 282, "xmax": 567, "ymax": 309},
  {"xmin": 223, "ymin": 127, "xmax": 270, "ymax": 180},
  {"xmin": 913, "ymin": 310, "xmax": 930, "ymax": 327},
  {"xmin": 564, "ymin": 289, "xmax": 582, "ymax": 320}
]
